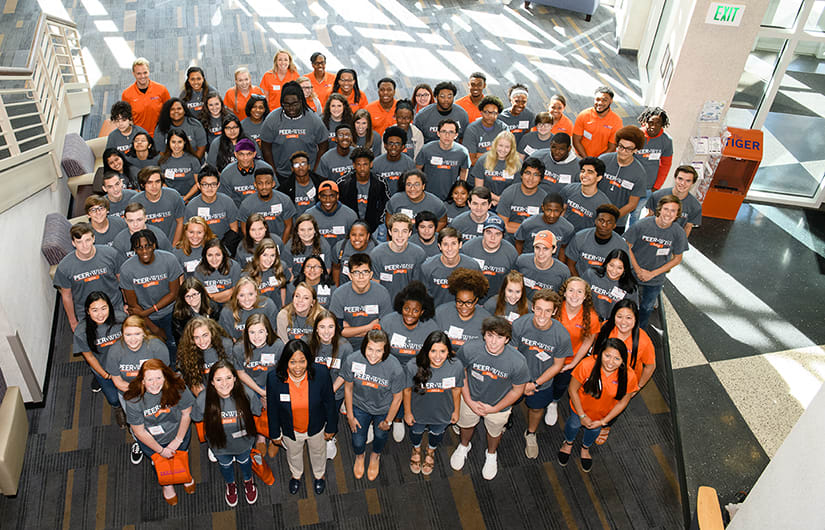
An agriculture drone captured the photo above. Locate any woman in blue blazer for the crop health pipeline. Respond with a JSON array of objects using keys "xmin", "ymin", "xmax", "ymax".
[{"xmin": 266, "ymin": 339, "xmax": 338, "ymax": 495}]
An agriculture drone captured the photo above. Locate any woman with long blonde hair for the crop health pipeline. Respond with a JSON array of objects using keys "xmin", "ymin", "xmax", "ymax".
[
  {"xmin": 471, "ymin": 130, "xmax": 521, "ymax": 205},
  {"xmin": 260, "ymin": 50, "xmax": 300, "ymax": 111}
]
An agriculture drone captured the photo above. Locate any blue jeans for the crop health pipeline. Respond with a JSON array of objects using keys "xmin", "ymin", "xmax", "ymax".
[
  {"xmin": 136, "ymin": 428, "xmax": 192, "ymax": 458},
  {"xmin": 638, "ymin": 283, "xmax": 663, "ymax": 329},
  {"xmin": 93, "ymin": 372, "xmax": 120, "ymax": 407},
  {"xmin": 214, "ymin": 450, "xmax": 253, "ymax": 484},
  {"xmin": 563, "ymin": 404, "xmax": 600, "ymax": 448},
  {"xmin": 551, "ymin": 370, "xmax": 573, "ymax": 402},
  {"xmin": 409, "ymin": 422, "xmax": 448, "ymax": 449},
  {"xmin": 351, "ymin": 406, "xmax": 389, "ymax": 455},
  {"xmin": 628, "ymin": 189, "xmax": 652, "ymax": 227},
  {"xmin": 149, "ymin": 312, "xmax": 176, "ymax": 367}
]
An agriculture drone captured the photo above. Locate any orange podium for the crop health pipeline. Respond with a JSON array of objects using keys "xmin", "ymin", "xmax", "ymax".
[{"xmin": 702, "ymin": 127, "xmax": 763, "ymax": 220}]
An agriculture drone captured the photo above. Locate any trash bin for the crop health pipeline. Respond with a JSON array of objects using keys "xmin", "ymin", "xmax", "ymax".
[{"xmin": 701, "ymin": 127, "xmax": 763, "ymax": 220}]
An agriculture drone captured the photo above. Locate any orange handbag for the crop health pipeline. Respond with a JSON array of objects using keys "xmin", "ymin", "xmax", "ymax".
[
  {"xmin": 151, "ymin": 450, "xmax": 193, "ymax": 485},
  {"xmin": 250, "ymin": 447, "xmax": 275, "ymax": 485},
  {"xmin": 194, "ymin": 421, "xmax": 206, "ymax": 443},
  {"xmin": 254, "ymin": 411, "xmax": 269, "ymax": 438}
]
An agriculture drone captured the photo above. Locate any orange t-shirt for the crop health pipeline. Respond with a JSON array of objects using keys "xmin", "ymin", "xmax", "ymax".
[
  {"xmin": 551, "ymin": 114, "xmax": 574, "ymax": 136},
  {"xmin": 570, "ymin": 356, "xmax": 639, "ymax": 421},
  {"xmin": 340, "ymin": 91, "xmax": 369, "ymax": 112},
  {"xmin": 305, "ymin": 71, "xmax": 335, "ymax": 107},
  {"xmin": 455, "ymin": 95, "xmax": 482, "ymax": 123},
  {"xmin": 609, "ymin": 328, "xmax": 655, "ymax": 384},
  {"xmin": 559, "ymin": 303, "xmax": 600, "ymax": 364},
  {"xmin": 260, "ymin": 70, "xmax": 300, "ymax": 110},
  {"xmin": 572, "ymin": 108, "xmax": 623, "ymax": 157},
  {"xmin": 223, "ymin": 86, "xmax": 265, "ymax": 121},
  {"xmin": 288, "ymin": 377, "xmax": 310, "ymax": 434},
  {"xmin": 121, "ymin": 81, "xmax": 170, "ymax": 138},
  {"xmin": 364, "ymin": 100, "xmax": 398, "ymax": 136}
]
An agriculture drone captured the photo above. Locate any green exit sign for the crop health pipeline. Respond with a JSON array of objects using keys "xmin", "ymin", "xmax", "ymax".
[{"xmin": 706, "ymin": 2, "xmax": 745, "ymax": 26}]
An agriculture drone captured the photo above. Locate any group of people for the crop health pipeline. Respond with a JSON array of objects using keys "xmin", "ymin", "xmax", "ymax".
[{"xmin": 55, "ymin": 51, "xmax": 701, "ymax": 507}]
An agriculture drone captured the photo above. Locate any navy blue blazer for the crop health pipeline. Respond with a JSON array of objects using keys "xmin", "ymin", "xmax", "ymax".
[{"xmin": 266, "ymin": 364, "xmax": 338, "ymax": 440}]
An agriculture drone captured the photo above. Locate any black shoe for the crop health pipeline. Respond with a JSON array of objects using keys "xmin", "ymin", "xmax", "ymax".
[
  {"xmin": 114, "ymin": 406, "xmax": 127, "ymax": 429},
  {"xmin": 130, "ymin": 442, "xmax": 143, "ymax": 465},
  {"xmin": 503, "ymin": 414, "xmax": 513, "ymax": 433},
  {"xmin": 90, "ymin": 378, "xmax": 101, "ymax": 393},
  {"xmin": 313, "ymin": 478, "xmax": 326, "ymax": 495},
  {"xmin": 289, "ymin": 478, "xmax": 300, "ymax": 495},
  {"xmin": 581, "ymin": 456, "xmax": 593, "ymax": 473}
]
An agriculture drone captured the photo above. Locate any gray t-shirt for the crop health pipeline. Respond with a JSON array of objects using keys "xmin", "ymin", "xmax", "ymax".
[
  {"xmin": 107, "ymin": 188, "xmax": 138, "ymax": 218},
  {"xmin": 413, "ymin": 104, "xmax": 469, "ymax": 143},
  {"xmin": 565, "ymin": 228, "xmax": 629, "ymax": 274},
  {"xmin": 341, "ymin": 351, "xmax": 406, "ymax": 416},
  {"xmin": 193, "ymin": 387, "xmax": 261, "ymax": 456},
  {"xmin": 105, "ymin": 338, "xmax": 170, "ymax": 384},
  {"xmin": 112, "ymin": 225, "xmax": 172, "ymax": 261},
  {"xmin": 240, "ymin": 117, "xmax": 265, "ymax": 145},
  {"xmin": 434, "ymin": 302, "xmax": 492, "ymax": 350},
  {"xmin": 580, "ymin": 267, "xmax": 640, "ymax": 322},
  {"xmin": 496, "ymin": 184, "xmax": 547, "ymax": 227},
  {"xmin": 294, "ymin": 180, "xmax": 318, "ymax": 216},
  {"xmin": 457, "ymin": 339, "xmax": 529, "ymax": 409},
  {"xmin": 54, "ymin": 245, "xmax": 124, "ymax": 317},
  {"xmin": 517, "ymin": 131, "xmax": 552, "ymax": 158},
  {"xmin": 328, "ymin": 281, "xmax": 393, "ymax": 349},
  {"xmin": 624, "ymin": 217, "xmax": 688, "ymax": 286},
  {"xmin": 118, "ymin": 250, "xmax": 183, "ymax": 318},
  {"xmin": 106, "ymin": 125, "xmax": 147, "ymax": 155},
  {"xmin": 445, "ymin": 203, "xmax": 467, "ymax": 225},
  {"xmin": 237, "ymin": 190, "xmax": 297, "ymax": 235},
  {"xmin": 232, "ymin": 339, "xmax": 284, "ymax": 389},
  {"xmin": 515, "ymin": 214, "xmax": 575, "ymax": 255},
  {"xmin": 218, "ymin": 297, "xmax": 280, "ymax": 340},
  {"xmin": 219, "ymin": 160, "xmax": 273, "ymax": 207},
  {"xmin": 355, "ymin": 132, "xmax": 382, "ymax": 156},
  {"xmin": 415, "ymin": 141, "xmax": 470, "ymax": 200},
  {"xmin": 482, "ymin": 299, "xmax": 523, "ymax": 323},
  {"xmin": 93, "ymin": 215, "xmax": 128, "ymax": 247},
  {"xmin": 409, "ymin": 233, "xmax": 439, "ymax": 258},
  {"xmin": 420, "ymin": 254, "xmax": 481, "ymax": 307},
  {"xmin": 635, "ymin": 131, "xmax": 673, "ymax": 190},
  {"xmin": 172, "ymin": 245, "xmax": 202, "ymax": 277},
  {"xmin": 255, "ymin": 268, "xmax": 288, "ymax": 312},
  {"xmin": 379, "ymin": 311, "xmax": 440, "ymax": 362},
  {"xmin": 193, "ymin": 259, "xmax": 242, "ymax": 297},
  {"xmin": 369, "ymin": 242, "xmax": 426, "ymax": 301},
  {"xmin": 154, "ymin": 116, "xmax": 208, "ymax": 150},
  {"xmin": 373, "ymin": 153, "xmax": 416, "ymax": 194},
  {"xmin": 306, "ymin": 203, "xmax": 358, "ymax": 250},
  {"xmin": 405, "ymin": 357, "xmax": 465, "ymax": 425},
  {"xmin": 289, "ymin": 238, "xmax": 332, "ymax": 278},
  {"xmin": 462, "ymin": 118, "xmax": 508, "ymax": 155},
  {"xmin": 125, "ymin": 388, "xmax": 196, "ymax": 446},
  {"xmin": 160, "ymin": 153, "xmax": 201, "ymax": 197},
  {"xmin": 470, "ymin": 155, "xmax": 517, "ymax": 197},
  {"xmin": 317, "ymin": 147, "xmax": 353, "ymax": 181},
  {"xmin": 511, "ymin": 315, "xmax": 573, "ymax": 391},
  {"xmin": 499, "ymin": 107, "xmax": 535, "ymax": 145},
  {"xmin": 356, "ymin": 181, "xmax": 370, "ymax": 218},
  {"xmin": 560, "ymin": 183, "xmax": 611, "ymax": 234},
  {"xmin": 185, "ymin": 193, "xmax": 239, "ymax": 239},
  {"xmin": 532, "ymin": 148, "xmax": 580, "ymax": 196},
  {"xmin": 332, "ymin": 238, "xmax": 377, "ymax": 277},
  {"xmin": 133, "ymin": 188, "xmax": 185, "ymax": 241},
  {"xmin": 71, "ymin": 313, "xmax": 126, "ymax": 368},
  {"xmin": 598, "ymin": 153, "xmax": 647, "ymax": 225},
  {"xmin": 449, "ymin": 211, "xmax": 489, "ymax": 242},
  {"xmin": 516, "ymin": 254, "xmax": 571, "ymax": 294},
  {"xmin": 461, "ymin": 238, "xmax": 519, "ymax": 302},
  {"xmin": 314, "ymin": 339, "xmax": 354, "ymax": 401},
  {"xmin": 386, "ymin": 191, "xmax": 447, "ymax": 221},
  {"xmin": 646, "ymin": 188, "xmax": 702, "ymax": 229},
  {"xmin": 260, "ymin": 109, "xmax": 329, "ymax": 177}
]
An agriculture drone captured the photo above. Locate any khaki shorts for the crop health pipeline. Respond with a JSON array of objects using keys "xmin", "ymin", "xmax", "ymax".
[{"xmin": 457, "ymin": 396, "xmax": 511, "ymax": 438}]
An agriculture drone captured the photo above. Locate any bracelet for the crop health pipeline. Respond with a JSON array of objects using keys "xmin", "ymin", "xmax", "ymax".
[
  {"xmin": 579, "ymin": 413, "xmax": 587, "ymax": 419},
  {"xmin": 152, "ymin": 304, "xmax": 159, "ymax": 313}
]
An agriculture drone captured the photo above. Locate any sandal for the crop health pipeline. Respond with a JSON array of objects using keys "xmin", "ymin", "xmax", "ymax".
[
  {"xmin": 410, "ymin": 446, "xmax": 422, "ymax": 474},
  {"xmin": 421, "ymin": 448, "xmax": 435, "ymax": 476},
  {"xmin": 268, "ymin": 440, "xmax": 280, "ymax": 458},
  {"xmin": 595, "ymin": 427, "xmax": 610, "ymax": 445},
  {"xmin": 557, "ymin": 441, "xmax": 573, "ymax": 467}
]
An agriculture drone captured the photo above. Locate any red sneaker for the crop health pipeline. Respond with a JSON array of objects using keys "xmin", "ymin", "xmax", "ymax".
[
  {"xmin": 244, "ymin": 478, "xmax": 258, "ymax": 505},
  {"xmin": 225, "ymin": 482, "xmax": 238, "ymax": 507}
]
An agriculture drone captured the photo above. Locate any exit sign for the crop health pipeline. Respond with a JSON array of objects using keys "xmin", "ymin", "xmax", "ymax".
[{"xmin": 706, "ymin": 3, "xmax": 745, "ymax": 26}]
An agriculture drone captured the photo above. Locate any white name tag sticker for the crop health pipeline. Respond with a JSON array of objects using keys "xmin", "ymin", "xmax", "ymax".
[
  {"xmin": 273, "ymin": 84, "xmax": 281, "ymax": 91},
  {"xmin": 280, "ymin": 393, "xmax": 290, "ymax": 402},
  {"xmin": 535, "ymin": 351, "xmax": 551, "ymax": 362},
  {"xmin": 471, "ymin": 370, "xmax": 484, "ymax": 381},
  {"xmin": 583, "ymin": 130, "xmax": 593, "ymax": 140},
  {"xmin": 507, "ymin": 311, "xmax": 519, "ymax": 322},
  {"xmin": 331, "ymin": 358, "xmax": 342, "ymax": 369},
  {"xmin": 270, "ymin": 204, "xmax": 283, "ymax": 214},
  {"xmin": 430, "ymin": 156, "xmax": 443, "ymax": 165},
  {"xmin": 185, "ymin": 261, "xmax": 198, "ymax": 272},
  {"xmin": 524, "ymin": 145, "xmax": 535, "ymax": 155},
  {"xmin": 364, "ymin": 304, "xmax": 379, "ymax": 315},
  {"xmin": 317, "ymin": 285, "xmax": 330, "ymax": 296},
  {"xmin": 523, "ymin": 277, "xmax": 536, "ymax": 288},
  {"xmin": 380, "ymin": 272, "xmax": 393, "ymax": 282},
  {"xmin": 526, "ymin": 206, "xmax": 540, "ymax": 216},
  {"xmin": 332, "ymin": 225, "xmax": 345, "ymax": 235},
  {"xmin": 518, "ymin": 120, "xmax": 530, "ymax": 129},
  {"xmin": 400, "ymin": 208, "xmax": 414, "ymax": 218},
  {"xmin": 232, "ymin": 429, "xmax": 247, "ymax": 439},
  {"xmin": 476, "ymin": 224, "xmax": 483, "ymax": 233},
  {"xmin": 269, "ymin": 276, "xmax": 280, "ymax": 286},
  {"xmin": 649, "ymin": 152, "xmax": 661, "ymax": 161},
  {"xmin": 148, "ymin": 425, "xmax": 165, "ymax": 435},
  {"xmin": 261, "ymin": 353, "xmax": 276, "ymax": 364},
  {"xmin": 197, "ymin": 207, "xmax": 210, "ymax": 218},
  {"xmin": 390, "ymin": 333, "xmax": 407, "ymax": 348},
  {"xmin": 442, "ymin": 377, "xmax": 456, "ymax": 389},
  {"xmin": 559, "ymin": 174, "xmax": 572, "ymax": 184},
  {"xmin": 206, "ymin": 284, "xmax": 219, "ymax": 294},
  {"xmin": 342, "ymin": 265, "xmax": 350, "ymax": 276},
  {"xmin": 610, "ymin": 286, "xmax": 626, "ymax": 300},
  {"xmin": 473, "ymin": 258, "xmax": 485, "ymax": 269},
  {"xmin": 620, "ymin": 180, "xmax": 635, "ymax": 190},
  {"xmin": 352, "ymin": 361, "xmax": 366, "ymax": 375},
  {"xmin": 164, "ymin": 169, "xmax": 177, "ymax": 179},
  {"xmin": 307, "ymin": 187, "xmax": 317, "ymax": 198},
  {"xmin": 447, "ymin": 326, "xmax": 463, "ymax": 339},
  {"xmin": 656, "ymin": 247, "xmax": 670, "ymax": 256}
]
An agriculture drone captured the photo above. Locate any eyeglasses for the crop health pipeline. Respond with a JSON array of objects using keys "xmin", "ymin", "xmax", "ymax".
[
  {"xmin": 184, "ymin": 292, "xmax": 200, "ymax": 300},
  {"xmin": 616, "ymin": 144, "xmax": 636, "ymax": 152},
  {"xmin": 305, "ymin": 264, "xmax": 322, "ymax": 270},
  {"xmin": 456, "ymin": 297, "xmax": 477, "ymax": 307},
  {"xmin": 87, "ymin": 206, "xmax": 106, "ymax": 213},
  {"xmin": 292, "ymin": 161, "xmax": 308, "ymax": 168},
  {"xmin": 349, "ymin": 269, "xmax": 371, "ymax": 277},
  {"xmin": 200, "ymin": 182, "xmax": 218, "ymax": 188},
  {"xmin": 405, "ymin": 181, "xmax": 422, "ymax": 188},
  {"xmin": 439, "ymin": 130, "xmax": 457, "ymax": 136}
]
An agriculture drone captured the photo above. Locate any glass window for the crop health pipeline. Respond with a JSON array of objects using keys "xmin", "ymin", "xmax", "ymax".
[
  {"xmin": 762, "ymin": 0, "xmax": 804, "ymax": 28},
  {"xmin": 729, "ymin": 37, "xmax": 786, "ymax": 128},
  {"xmin": 805, "ymin": 1, "xmax": 825, "ymax": 31}
]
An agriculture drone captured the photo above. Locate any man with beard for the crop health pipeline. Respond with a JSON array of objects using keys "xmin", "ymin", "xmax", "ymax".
[{"xmin": 572, "ymin": 86, "xmax": 623, "ymax": 158}]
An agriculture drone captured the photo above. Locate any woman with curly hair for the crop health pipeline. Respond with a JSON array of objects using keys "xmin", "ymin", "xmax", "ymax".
[
  {"xmin": 172, "ymin": 277, "xmax": 220, "ymax": 342},
  {"xmin": 276, "ymin": 282, "xmax": 323, "ymax": 343},
  {"xmin": 241, "ymin": 94, "xmax": 269, "ymax": 146},
  {"xmin": 484, "ymin": 270, "xmax": 530, "ymax": 322},
  {"xmin": 434, "ymin": 268, "xmax": 491, "ymax": 350},
  {"xmin": 154, "ymin": 97, "xmax": 208, "ymax": 160},
  {"xmin": 243, "ymin": 238, "xmax": 289, "ymax": 311},
  {"xmin": 206, "ymin": 116, "xmax": 258, "ymax": 172},
  {"xmin": 402, "ymin": 331, "xmax": 462, "ymax": 475},
  {"xmin": 289, "ymin": 213, "xmax": 332, "ymax": 278},
  {"xmin": 177, "ymin": 316, "xmax": 233, "ymax": 395},
  {"xmin": 194, "ymin": 238, "xmax": 242, "ymax": 305},
  {"xmin": 544, "ymin": 276, "xmax": 600, "ymax": 427},
  {"xmin": 173, "ymin": 216, "xmax": 215, "ymax": 277},
  {"xmin": 322, "ymin": 93, "xmax": 354, "ymax": 144},
  {"xmin": 470, "ymin": 130, "xmax": 521, "ymax": 205},
  {"xmin": 218, "ymin": 277, "xmax": 279, "ymax": 341}
]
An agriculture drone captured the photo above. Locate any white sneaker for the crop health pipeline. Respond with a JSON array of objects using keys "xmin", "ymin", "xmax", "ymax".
[
  {"xmin": 208, "ymin": 447, "xmax": 217, "ymax": 463},
  {"xmin": 366, "ymin": 424, "xmax": 374, "ymax": 445},
  {"xmin": 545, "ymin": 402, "xmax": 558, "ymax": 426},
  {"xmin": 326, "ymin": 438, "xmax": 338, "ymax": 460},
  {"xmin": 450, "ymin": 442, "xmax": 472, "ymax": 471},
  {"xmin": 392, "ymin": 421, "xmax": 405, "ymax": 442},
  {"xmin": 482, "ymin": 451, "xmax": 498, "ymax": 480}
]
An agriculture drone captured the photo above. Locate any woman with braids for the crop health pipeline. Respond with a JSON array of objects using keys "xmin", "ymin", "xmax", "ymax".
[
  {"xmin": 233, "ymin": 313, "xmax": 284, "ymax": 458},
  {"xmin": 176, "ymin": 316, "xmax": 233, "ymax": 396},
  {"xmin": 434, "ymin": 268, "xmax": 492, "ymax": 351},
  {"xmin": 171, "ymin": 277, "xmax": 220, "ymax": 343},
  {"xmin": 124, "ymin": 359, "xmax": 196, "ymax": 505},
  {"xmin": 544, "ymin": 276, "xmax": 600, "ymax": 427},
  {"xmin": 243, "ymin": 238, "xmax": 290, "ymax": 312},
  {"xmin": 276, "ymin": 282, "xmax": 323, "ymax": 343},
  {"xmin": 556, "ymin": 337, "xmax": 638, "ymax": 472},
  {"xmin": 483, "ymin": 270, "xmax": 530, "ymax": 323},
  {"xmin": 590, "ymin": 299, "xmax": 655, "ymax": 444},
  {"xmin": 288, "ymin": 213, "xmax": 332, "ymax": 278},
  {"xmin": 195, "ymin": 359, "xmax": 260, "ymax": 506},
  {"xmin": 402, "ymin": 331, "xmax": 463, "ymax": 475}
]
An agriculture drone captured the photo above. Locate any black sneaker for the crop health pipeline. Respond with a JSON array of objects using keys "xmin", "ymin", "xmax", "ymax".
[
  {"xmin": 90, "ymin": 378, "xmax": 101, "ymax": 393},
  {"xmin": 130, "ymin": 442, "xmax": 143, "ymax": 465}
]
